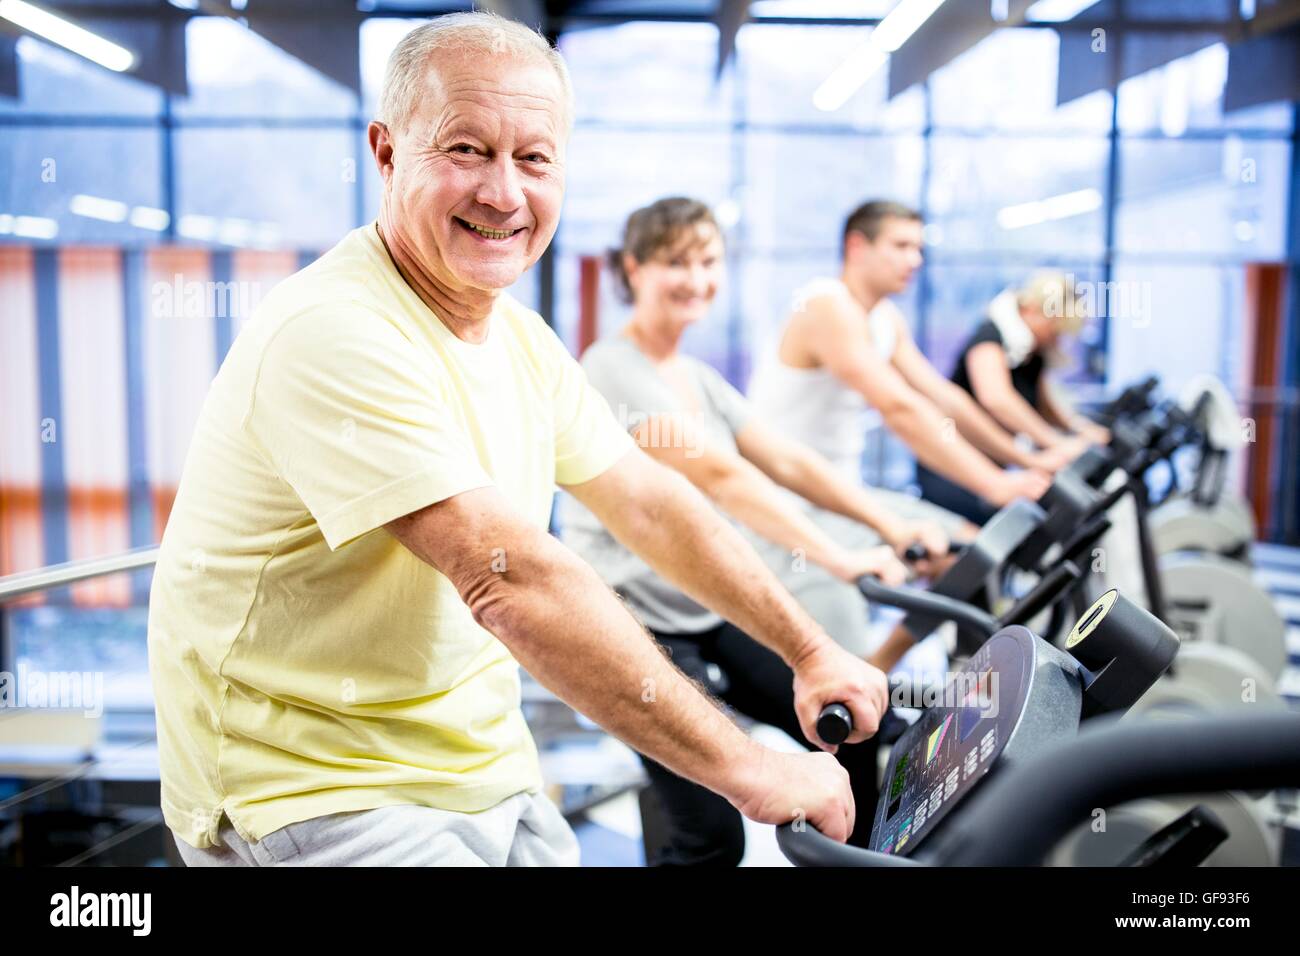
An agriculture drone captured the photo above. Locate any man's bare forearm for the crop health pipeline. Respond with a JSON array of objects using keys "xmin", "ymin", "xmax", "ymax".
[
  {"xmin": 983, "ymin": 391, "xmax": 1064, "ymax": 448},
  {"xmin": 465, "ymin": 529, "xmax": 764, "ymax": 804},
  {"xmin": 1040, "ymin": 383, "xmax": 1097, "ymax": 436},
  {"xmin": 883, "ymin": 400, "xmax": 1006, "ymax": 501},
  {"xmin": 936, "ymin": 385, "xmax": 1035, "ymax": 467}
]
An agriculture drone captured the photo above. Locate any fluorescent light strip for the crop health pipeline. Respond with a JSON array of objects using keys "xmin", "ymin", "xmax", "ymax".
[
  {"xmin": 813, "ymin": 0, "xmax": 948, "ymax": 112},
  {"xmin": 70, "ymin": 193, "xmax": 128, "ymax": 223},
  {"xmin": 11, "ymin": 215, "xmax": 59, "ymax": 239},
  {"xmin": 253, "ymin": 223, "xmax": 282, "ymax": 248},
  {"xmin": 129, "ymin": 206, "xmax": 171, "ymax": 231},
  {"xmin": 873, "ymin": 0, "xmax": 947, "ymax": 52},
  {"xmin": 0, "ymin": 0, "xmax": 134, "ymax": 72},
  {"xmin": 177, "ymin": 214, "xmax": 282, "ymax": 247},
  {"xmin": 813, "ymin": 46, "xmax": 889, "ymax": 112},
  {"xmin": 997, "ymin": 188, "xmax": 1103, "ymax": 230},
  {"xmin": 178, "ymin": 215, "xmax": 218, "ymax": 241},
  {"xmin": 218, "ymin": 218, "xmax": 256, "ymax": 246},
  {"xmin": 1025, "ymin": 0, "xmax": 1097, "ymax": 23}
]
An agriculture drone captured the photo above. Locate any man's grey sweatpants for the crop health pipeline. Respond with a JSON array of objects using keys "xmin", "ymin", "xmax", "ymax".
[{"xmin": 173, "ymin": 791, "xmax": 580, "ymax": 867}]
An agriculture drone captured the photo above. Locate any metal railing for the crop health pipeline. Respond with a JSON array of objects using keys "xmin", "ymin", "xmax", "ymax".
[{"xmin": 0, "ymin": 546, "xmax": 159, "ymax": 605}]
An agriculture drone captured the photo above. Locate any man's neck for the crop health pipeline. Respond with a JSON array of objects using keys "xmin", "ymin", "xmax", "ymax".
[
  {"xmin": 840, "ymin": 268, "xmax": 884, "ymax": 316},
  {"xmin": 375, "ymin": 216, "xmax": 497, "ymax": 344}
]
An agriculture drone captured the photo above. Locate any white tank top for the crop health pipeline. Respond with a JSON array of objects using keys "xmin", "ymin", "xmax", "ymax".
[{"xmin": 748, "ymin": 278, "xmax": 899, "ymax": 478}]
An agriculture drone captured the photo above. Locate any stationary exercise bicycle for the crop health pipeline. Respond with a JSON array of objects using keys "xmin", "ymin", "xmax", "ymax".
[
  {"xmin": 1056, "ymin": 386, "xmax": 1287, "ymax": 681},
  {"xmin": 849, "ymin": 474, "xmax": 1290, "ymax": 865},
  {"xmin": 1106, "ymin": 375, "xmax": 1257, "ymax": 564},
  {"xmin": 784, "ymin": 589, "xmax": 1300, "ymax": 866}
]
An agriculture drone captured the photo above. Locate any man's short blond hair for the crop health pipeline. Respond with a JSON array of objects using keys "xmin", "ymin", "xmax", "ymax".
[{"xmin": 377, "ymin": 11, "xmax": 574, "ymax": 133}]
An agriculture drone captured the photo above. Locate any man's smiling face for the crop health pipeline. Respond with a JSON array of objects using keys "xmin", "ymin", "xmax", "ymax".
[{"xmin": 382, "ymin": 51, "xmax": 567, "ymax": 293}]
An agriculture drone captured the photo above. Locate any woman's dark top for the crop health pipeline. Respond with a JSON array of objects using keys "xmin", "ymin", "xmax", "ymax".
[{"xmin": 950, "ymin": 319, "xmax": 1045, "ymax": 412}]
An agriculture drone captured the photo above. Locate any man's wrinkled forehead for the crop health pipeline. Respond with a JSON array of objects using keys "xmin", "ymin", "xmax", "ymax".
[{"xmin": 412, "ymin": 50, "xmax": 569, "ymax": 140}]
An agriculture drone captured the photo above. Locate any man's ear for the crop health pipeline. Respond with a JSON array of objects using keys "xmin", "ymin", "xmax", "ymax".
[
  {"xmin": 843, "ymin": 230, "xmax": 866, "ymax": 263},
  {"xmin": 369, "ymin": 121, "xmax": 395, "ymax": 183}
]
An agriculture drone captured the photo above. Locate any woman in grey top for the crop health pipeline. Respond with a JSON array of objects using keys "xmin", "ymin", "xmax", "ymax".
[{"xmin": 561, "ymin": 198, "xmax": 948, "ymax": 865}]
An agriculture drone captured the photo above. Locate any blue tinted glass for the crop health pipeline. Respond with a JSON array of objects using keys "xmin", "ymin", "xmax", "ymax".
[
  {"xmin": 561, "ymin": 22, "xmax": 734, "ymax": 126},
  {"xmin": 176, "ymin": 17, "xmax": 357, "ymax": 120},
  {"xmin": 1117, "ymin": 39, "xmax": 1294, "ymax": 133},
  {"xmin": 926, "ymin": 135, "xmax": 1109, "ymax": 257},
  {"xmin": 559, "ymin": 128, "xmax": 733, "ymax": 252},
  {"xmin": 1116, "ymin": 138, "xmax": 1291, "ymax": 258},
  {"xmin": 749, "ymin": 0, "xmax": 897, "ymax": 15},
  {"xmin": 1107, "ymin": 261, "xmax": 1248, "ymax": 397},
  {"xmin": 1123, "ymin": 0, "xmax": 1235, "ymax": 20},
  {"xmin": 174, "ymin": 128, "xmax": 358, "ymax": 248},
  {"xmin": 738, "ymin": 24, "xmax": 925, "ymax": 130},
  {"xmin": 929, "ymin": 28, "xmax": 1113, "ymax": 132},
  {"xmin": 9, "ymin": 606, "xmax": 152, "ymax": 711},
  {"xmin": 0, "ymin": 128, "xmax": 164, "ymax": 243},
  {"xmin": 0, "ymin": 36, "xmax": 163, "ymax": 117},
  {"xmin": 743, "ymin": 132, "xmax": 925, "ymax": 253}
]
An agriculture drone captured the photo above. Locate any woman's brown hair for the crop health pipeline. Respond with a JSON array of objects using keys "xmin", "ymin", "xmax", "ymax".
[{"xmin": 607, "ymin": 197, "xmax": 722, "ymax": 303}]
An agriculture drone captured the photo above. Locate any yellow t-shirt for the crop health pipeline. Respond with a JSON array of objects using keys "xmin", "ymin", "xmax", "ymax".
[{"xmin": 148, "ymin": 223, "xmax": 633, "ymax": 849}]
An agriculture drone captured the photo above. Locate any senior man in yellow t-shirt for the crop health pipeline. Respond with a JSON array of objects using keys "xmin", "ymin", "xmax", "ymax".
[{"xmin": 150, "ymin": 12, "xmax": 889, "ymax": 866}]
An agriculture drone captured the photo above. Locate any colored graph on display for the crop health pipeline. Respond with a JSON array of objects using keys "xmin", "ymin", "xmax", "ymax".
[{"xmin": 926, "ymin": 714, "xmax": 953, "ymax": 764}]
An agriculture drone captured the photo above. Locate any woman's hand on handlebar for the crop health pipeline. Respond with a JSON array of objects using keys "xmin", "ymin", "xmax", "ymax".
[
  {"xmin": 1026, "ymin": 444, "xmax": 1076, "ymax": 473},
  {"xmin": 789, "ymin": 638, "xmax": 889, "ymax": 753},
  {"xmin": 885, "ymin": 520, "xmax": 950, "ymax": 577},
  {"xmin": 991, "ymin": 468, "xmax": 1052, "ymax": 505},
  {"xmin": 829, "ymin": 544, "xmax": 907, "ymax": 586},
  {"xmin": 1075, "ymin": 421, "xmax": 1111, "ymax": 446}
]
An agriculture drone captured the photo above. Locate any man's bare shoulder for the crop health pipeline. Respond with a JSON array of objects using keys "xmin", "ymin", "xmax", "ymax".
[{"xmin": 787, "ymin": 279, "xmax": 867, "ymax": 340}]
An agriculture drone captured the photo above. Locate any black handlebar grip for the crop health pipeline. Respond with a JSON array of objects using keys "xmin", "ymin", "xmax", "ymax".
[
  {"xmin": 903, "ymin": 541, "xmax": 928, "ymax": 563},
  {"xmin": 817, "ymin": 703, "xmax": 852, "ymax": 746}
]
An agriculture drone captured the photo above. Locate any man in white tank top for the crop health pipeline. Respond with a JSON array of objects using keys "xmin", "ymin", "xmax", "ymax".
[{"xmin": 749, "ymin": 200, "xmax": 1067, "ymax": 534}]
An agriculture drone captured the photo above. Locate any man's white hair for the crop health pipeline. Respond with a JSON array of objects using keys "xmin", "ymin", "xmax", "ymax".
[{"xmin": 377, "ymin": 11, "xmax": 574, "ymax": 133}]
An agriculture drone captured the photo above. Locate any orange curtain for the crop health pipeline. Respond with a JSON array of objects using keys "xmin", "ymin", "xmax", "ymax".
[
  {"xmin": 0, "ymin": 247, "xmax": 44, "ymax": 599},
  {"xmin": 58, "ymin": 248, "xmax": 131, "ymax": 607}
]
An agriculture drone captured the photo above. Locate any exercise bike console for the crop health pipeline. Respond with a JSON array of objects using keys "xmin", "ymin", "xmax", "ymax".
[
  {"xmin": 870, "ymin": 589, "xmax": 1176, "ymax": 859},
  {"xmin": 869, "ymin": 627, "xmax": 1082, "ymax": 856}
]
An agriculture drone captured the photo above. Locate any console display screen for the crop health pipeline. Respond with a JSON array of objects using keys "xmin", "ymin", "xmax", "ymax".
[
  {"xmin": 925, "ymin": 714, "xmax": 953, "ymax": 764},
  {"xmin": 886, "ymin": 752, "xmax": 910, "ymax": 820},
  {"xmin": 958, "ymin": 667, "xmax": 995, "ymax": 742},
  {"xmin": 870, "ymin": 630, "xmax": 1034, "ymax": 857}
]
